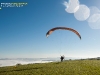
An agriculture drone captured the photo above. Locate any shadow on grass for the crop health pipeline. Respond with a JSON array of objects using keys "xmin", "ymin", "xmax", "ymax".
[{"xmin": 54, "ymin": 62, "xmax": 61, "ymax": 64}]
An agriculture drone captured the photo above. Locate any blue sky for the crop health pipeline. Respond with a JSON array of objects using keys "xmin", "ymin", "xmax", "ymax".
[{"xmin": 0, "ymin": 0, "xmax": 100, "ymax": 58}]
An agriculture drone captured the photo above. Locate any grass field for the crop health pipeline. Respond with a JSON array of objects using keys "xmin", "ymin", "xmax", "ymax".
[{"xmin": 0, "ymin": 60, "xmax": 100, "ymax": 75}]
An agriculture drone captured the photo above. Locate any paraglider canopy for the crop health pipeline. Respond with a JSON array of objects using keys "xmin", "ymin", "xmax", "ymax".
[{"xmin": 46, "ymin": 27, "xmax": 81, "ymax": 39}]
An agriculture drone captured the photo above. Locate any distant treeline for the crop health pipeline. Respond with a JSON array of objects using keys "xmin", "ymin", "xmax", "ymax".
[{"xmin": 80, "ymin": 57, "xmax": 100, "ymax": 60}]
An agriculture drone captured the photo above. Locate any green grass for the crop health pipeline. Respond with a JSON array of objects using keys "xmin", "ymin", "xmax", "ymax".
[{"xmin": 0, "ymin": 60, "xmax": 100, "ymax": 75}]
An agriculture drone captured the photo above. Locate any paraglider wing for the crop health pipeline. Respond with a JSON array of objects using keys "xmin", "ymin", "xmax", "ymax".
[{"xmin": 46, "ymin": 27, "xmax": 81, "ymax": 39}]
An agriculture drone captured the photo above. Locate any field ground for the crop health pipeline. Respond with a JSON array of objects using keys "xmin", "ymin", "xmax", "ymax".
[{"xmin": 0, "ymin": 60, "xmax": 100, "ymax": 75}]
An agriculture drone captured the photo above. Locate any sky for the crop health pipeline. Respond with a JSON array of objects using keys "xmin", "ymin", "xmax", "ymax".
[{"xmin": 0, "ymin": 0, "xmax": 100, "ymax": 58}]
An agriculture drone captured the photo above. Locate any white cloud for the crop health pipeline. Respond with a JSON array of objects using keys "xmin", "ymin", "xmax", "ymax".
[
  {"xmin": 87, "ymin": 6, "xmax": 100, "ymax": 29},
  {"xmin": 63, "ymin": 0, "xmax": 90, "ymax": 20},
  {"xmin": 74, "ymin": 5, "xmax": 90, "ymax": 21},
  {"xmin": 63, "ymin": 1, "xmax": 68, "ymax": 8},
  {"xmin": 88, "ymin": 14, "xmax": 100, "ymax": 29},
  {"xmin": 63, "ymin": 0, "xmax": 80, "ymax": 13},
  {"xmin": 63, "ymin": 0, "xmax": 100, "ymax": 29},
  {"xmin": 88, "ymin": 14, "xmax": 100, "ymax": 22},
  {"xmin": 88, "ymin": 6, "xmax": 100, "ymax": 17}
]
